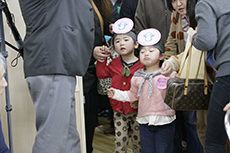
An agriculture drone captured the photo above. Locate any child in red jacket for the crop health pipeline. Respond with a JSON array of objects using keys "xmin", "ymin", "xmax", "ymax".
[{"xmin": 96, "ymin": 18, "xmax": 143, "ymax": 153}]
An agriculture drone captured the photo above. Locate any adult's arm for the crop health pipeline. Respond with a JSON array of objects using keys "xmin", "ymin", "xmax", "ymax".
[{"xmin": 193, "ymin": 2, "xmax": 217, "ymax": 51}]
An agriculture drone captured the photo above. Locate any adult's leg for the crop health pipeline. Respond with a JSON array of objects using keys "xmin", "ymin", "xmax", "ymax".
[
  {"xmin": 27, "ymin": 75, "xmax": 81, "ymax": 153},
  {"xmin": 101, "ymin": 96, "xmax": 114, "ymax": 134},
  {"xmin": 84, "ymin": 89, "xmax": 99, "ymax": 153},
  {"xmin": 183, "ymin": 111, "xmax": 203, "ymax": 153},
  {"xmin": 206, "ymin": 76, "xmax": 230, "ymax": 153},
  {"xmin": 196, "ymin": 110, "xmax": 207, "ymax": 152},
  {"xmin": 0, "ymin": 119, "xmax": 9, "ymax": 153}
]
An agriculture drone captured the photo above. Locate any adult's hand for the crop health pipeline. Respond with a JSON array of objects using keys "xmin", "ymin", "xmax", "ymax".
[
  {"xmin": 161, "ymin": 61, "xmax": 173, "ymax": 76},
  {"xmin": 109, "ymin": 24, "xmax": 114, "ymax": 34},
  {"xmin": 93, "ymin": 45, "xmax": 111, "ymax": 62},
  {"xmin": 224, "ymin": 102, "xmax": 230, "ymax": 112}
]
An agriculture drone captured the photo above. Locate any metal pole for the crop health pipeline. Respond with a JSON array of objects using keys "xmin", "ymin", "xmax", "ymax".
[{"xmin": 0, "ymin": 1, "xmax": 13, "ymax": 153}]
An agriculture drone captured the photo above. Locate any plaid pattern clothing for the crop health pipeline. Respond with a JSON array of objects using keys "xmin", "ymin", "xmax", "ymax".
[
  {"xmin": 165, "ymin": 11, "xmax": 185, "ymax": 59},
  {"xmin": 181, "ymin": 15, "xmax": 190, "ymax": 32}
]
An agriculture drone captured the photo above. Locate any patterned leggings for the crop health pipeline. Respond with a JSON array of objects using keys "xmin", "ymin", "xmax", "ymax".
[{"xmin": 113, "ymin": 111, "xmax": 141, "ymax": 153}]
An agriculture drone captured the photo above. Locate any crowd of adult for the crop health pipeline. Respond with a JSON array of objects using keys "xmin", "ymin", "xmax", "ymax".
[{"xmin": 0, "ymin": 0, "xmax": 230, "ymax": 153}]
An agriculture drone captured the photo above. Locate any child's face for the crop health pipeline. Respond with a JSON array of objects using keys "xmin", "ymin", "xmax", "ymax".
[
  {"xmin": 113, "ymin": 35, "xmax": 137, "ymax": 56},
  {"xmin": 172, "ymin": 0, "xmax": 187, "ymax": 15},
  {"xmin": 139, "ymin": 46, "xmax": 164, "ymax": 67},
  {"xmin": 0, "ymin": 66, "xmax": 7, "ymax": 95}
]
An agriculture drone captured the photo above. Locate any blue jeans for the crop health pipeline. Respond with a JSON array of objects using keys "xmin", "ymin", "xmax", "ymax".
[
  {"xmin": 173, "ymin": 111, "xmax": 203, "ymax": 153},
  {"xmin": 206, "ymin": 76, "xmax": 230, "ymax": 153},
  {"xmin": 140, "ymin": 122, "xmax": 175, "ymax": 153},
  {"xmin": 0, "ymin": 120, "xmax": 9, "ymax": 153}
]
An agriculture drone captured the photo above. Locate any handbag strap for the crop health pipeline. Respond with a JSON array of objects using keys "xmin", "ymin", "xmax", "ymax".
[
  {"xmin": 203, "ymin": 53, "xmax": 208, "ymax": 95},
  {"xmin": 176, "ymin": 28, "xmax": 210, "ymax": 95},
  {"xmin": 184, "ymin": 45, "xmax": 192, "ymax": 95},
  {"xmin": 183, "ymin": 46, "xmax": 209, "ymax": 95},
  {"xmin": 177, "ymin": 43, "xmax": 191, "ymax": 78},
  {"xmin": 89, "ymin": 0, "xmax": 104, "ymax": 36},
  {"xmin": 178, "ymin": 45, "xmax": 203, "ymax": 79},
  {"xmin": 178, "ymin": 28, "xmax": 202, "ymax": 78},
  {"xmin": 195, "ymin": 51, "xmax": 203, "ymax": 78},
  {"xmin": 179, "ymin": 37, "xmax": 208, "ymax": 95}
]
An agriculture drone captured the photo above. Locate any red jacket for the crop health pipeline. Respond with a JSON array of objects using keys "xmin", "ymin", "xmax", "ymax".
[{"xmin": 96, "ymin": 57, "xmax": 144, "ymax": 114}]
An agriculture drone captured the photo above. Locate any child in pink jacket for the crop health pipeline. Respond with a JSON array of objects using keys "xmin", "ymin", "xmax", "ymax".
[{"xmin": 108, "ymin": 28, "xmax": 177, "ymax": 153}]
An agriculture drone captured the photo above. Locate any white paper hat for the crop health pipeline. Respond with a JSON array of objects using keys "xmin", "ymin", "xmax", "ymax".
[
  {"xmin": 113, "ymin": 18, "xmax": 134, "ymax": 34},
  {"xmin": 137, "ymin": 28, "xmax": 161, "ymax": 46}
]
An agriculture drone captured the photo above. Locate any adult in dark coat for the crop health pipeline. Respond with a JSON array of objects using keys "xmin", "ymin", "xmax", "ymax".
[
  {"xmin": 119, "ymin": 0, "xmax": 138, "ymax": 23},
  {"xmin": 83, "ymin": 0, "xmax": 112, "ymax": 152},
  {"xmin": 111, "ymin": 0, "xmax": 123, "ymax": 23},
  {"xmin": 18, "ymin": 0, "xmax": 94, "ymax": 153}
]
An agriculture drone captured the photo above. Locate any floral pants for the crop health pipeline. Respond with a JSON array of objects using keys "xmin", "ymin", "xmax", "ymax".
[{"xmin": 113, "ymin": 111, "xmax": 141, "ymax": 153}]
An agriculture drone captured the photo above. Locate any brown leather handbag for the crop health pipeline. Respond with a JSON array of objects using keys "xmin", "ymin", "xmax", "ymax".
[
  {"xmin": 164, "ymin": 35, "xmax": 212, "ymax": 110},
  {"xmin": 164, "ymin": 77, "xmax": 212, "ymax": 110}
]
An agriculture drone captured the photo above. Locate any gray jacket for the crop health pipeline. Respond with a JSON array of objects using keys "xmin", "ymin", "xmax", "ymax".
[
  {"xmin": 193, "ymin": 0, "xmax": 230, "ymax": 77},
  {"xmin": 19, "ymin": 0, "xmax": 95, "ymax": 77},
  {"xmin": 134, "ymin": 0, "xmax": 171, "ymax": 44}
]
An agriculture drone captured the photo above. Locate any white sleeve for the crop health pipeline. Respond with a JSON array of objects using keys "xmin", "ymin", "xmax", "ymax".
[{"xmin": 112, "ymin": 89, "xmax": 131, "ymax": 102}]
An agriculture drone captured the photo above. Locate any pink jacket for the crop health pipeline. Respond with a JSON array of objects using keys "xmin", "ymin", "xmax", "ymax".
[{"xmin": 126, "ymin": 70, "xmax": 176, "ymax": 118}]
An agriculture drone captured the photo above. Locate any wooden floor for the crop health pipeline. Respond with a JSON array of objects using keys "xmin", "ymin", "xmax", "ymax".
[
  {"xmin": 92, "ymin": 117, "xmax": 230, "ymax": 153},
  {"xmin": 92, "ymin": 117, "xmax": 133, "ymax": 153}
]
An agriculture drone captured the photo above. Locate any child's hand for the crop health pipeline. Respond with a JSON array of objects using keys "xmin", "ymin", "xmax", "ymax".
[
  {"xmin": 224, "ymin": 102, "xmax": 230, "ymax": 111},
  {"xmin": 107, "ymin": 88, "xmax": 115, "ymax": 98},
  {"xmin": 161, "ymin": 61, "xmax": 173, "ymax": 76}
]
